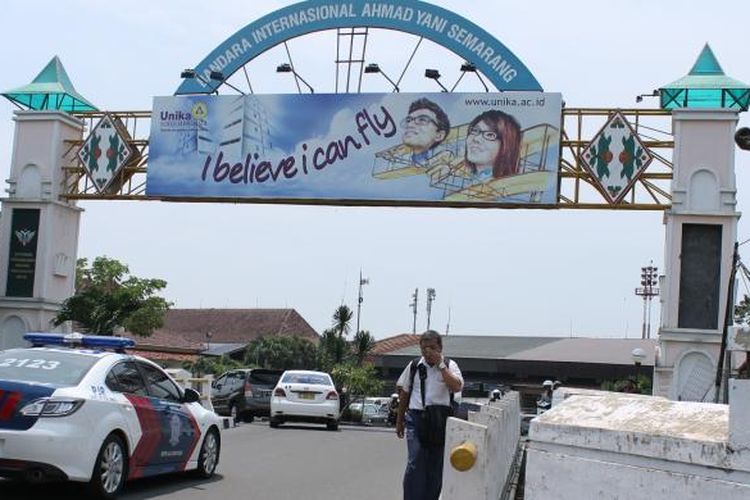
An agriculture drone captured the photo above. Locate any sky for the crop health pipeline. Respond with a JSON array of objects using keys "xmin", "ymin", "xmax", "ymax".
[{"xmin": 0, "ymin": 0, "xmax": 748, "ymax": 341}]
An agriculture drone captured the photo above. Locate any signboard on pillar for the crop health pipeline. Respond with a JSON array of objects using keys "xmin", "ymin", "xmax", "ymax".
[{"xmin": 6, "ymin": 208, "xmax": 40, "ymax": 297}]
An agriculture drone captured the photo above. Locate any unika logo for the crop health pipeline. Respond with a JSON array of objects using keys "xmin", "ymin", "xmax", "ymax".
[
  {"xmin": 15, "ymin": 229, "xmax": 35, "ymax": 247},
  {"xmin": 160, "ymin": 110, "xmax": 193, "ymax": 122},
  {"xmin": 192, "ymin": 102, "xmax": 208, "ymax": 121}
]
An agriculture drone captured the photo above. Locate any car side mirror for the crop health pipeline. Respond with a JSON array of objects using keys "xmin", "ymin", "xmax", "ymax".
[{"xmin": 183, "ymin": 388, "xmax": 201, "ymax": 403}]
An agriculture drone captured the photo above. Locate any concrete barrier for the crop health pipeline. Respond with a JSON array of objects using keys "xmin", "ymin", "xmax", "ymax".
[
  {"xmin": 442, "ymin": 392, "xmax": 521, "ymax": 500},
  {"xmin": 526, "ymin": 388, "xmax": 750, "ymax": 499}
]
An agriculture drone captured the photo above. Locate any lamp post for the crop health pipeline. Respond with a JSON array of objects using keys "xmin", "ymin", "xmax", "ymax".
[
  {"xmin": 424, "ymin": 69, "xmax": 449, "ymax": 92},
  {"xmin": 355, "ymin": 270, "xmax": 369, "ymax": 336},
  {"xmin": 635, "ymin": 263, "xmax": 659, "ymax": 339},
  {"xmin": 409, "ymin": 288, "xmax": 418, "ymax": 334},
  {"xmin": 276, "ymin": 63, "xmax": 315, "ymax": 93},
  {"xmin": 426, "ymin": 288, "xmax": 436, "ymax": 330},
  {"xmin": 631, "ymin": 347, "xmax": 646, "ymax": 392},
  {"xmin": 364, "ymin": 63, "xmax": 399, "ymax": 92},
  {"xmin": 453, "ymin": 62, "xmax": 489, "ymax": 92}
]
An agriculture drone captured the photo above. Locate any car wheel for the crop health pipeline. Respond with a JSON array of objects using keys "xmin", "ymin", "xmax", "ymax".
[
  {"xmin": 327, "ymin": 420, "xmax": 339, "ymax": 431},
  {"xmin": 89, "ymin": 433, "xmax": 127, "ymax": 499},
  {"xmin": 193, "ymin": 428, "xmax": 220, "ymax": 479},
  {"xmin": 269, "ymin": 416, "xmax": 281, "ymax": 428}
]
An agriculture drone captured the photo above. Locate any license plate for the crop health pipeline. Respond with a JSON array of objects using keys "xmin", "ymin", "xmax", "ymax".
[{"xmin": 299, "ymin": 392, "xmax": 315, "ymax": 400}]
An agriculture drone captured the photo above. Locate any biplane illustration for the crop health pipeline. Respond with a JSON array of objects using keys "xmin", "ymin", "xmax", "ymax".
[{"xmin": 372, "ymin": 122, "xmax": 559, "ymax": 202}]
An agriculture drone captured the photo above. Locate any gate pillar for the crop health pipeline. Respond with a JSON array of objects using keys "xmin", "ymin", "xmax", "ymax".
[
  {"xmin": 0, "ymin": 111, "xmax": 83, "ymax": 348},
  {"xmin": 655, "ymin": 108, "xmax": 740, "ymax": 401}
]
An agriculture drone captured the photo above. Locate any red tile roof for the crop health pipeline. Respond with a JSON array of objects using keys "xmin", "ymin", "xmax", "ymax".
[
  {"xmin": 130, "ymin": 349, "xmax": 199, "ymax": 364},
  {"xmin": 126, "ymin": 308, "xmax": 319, "ymax": 351},
  {"xmin": 371, "ymin": 333, "xmax": 421, "ymax": 354}
]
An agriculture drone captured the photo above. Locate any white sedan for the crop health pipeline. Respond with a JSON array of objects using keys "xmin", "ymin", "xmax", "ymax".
[
  {"xmin": 269, "ymin": 370, "xmax": 340, "ymax": 430},
  {"xmin": 0, "ymin": 333, "xmax": 222, "ymax": 499}
]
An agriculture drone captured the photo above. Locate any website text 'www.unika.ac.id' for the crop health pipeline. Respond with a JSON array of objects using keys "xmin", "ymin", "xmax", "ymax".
[{"xmin": 464, "ymin": 97, "xmax": 547, "ymax": 107}]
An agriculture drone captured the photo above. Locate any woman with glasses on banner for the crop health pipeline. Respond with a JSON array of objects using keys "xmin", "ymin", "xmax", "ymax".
[{"xmin": 464, "ymin": 110, "xmax": 522, "ymax": 181}]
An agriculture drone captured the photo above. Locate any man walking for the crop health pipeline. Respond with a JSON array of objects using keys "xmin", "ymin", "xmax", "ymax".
[{"xmin": 396, "ymin": 330, "xmax": 463, "ymax": 500}]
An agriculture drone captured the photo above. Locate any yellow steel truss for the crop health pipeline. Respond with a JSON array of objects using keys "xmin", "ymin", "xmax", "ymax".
[{"xmin": 61, "ymin": 108, "xmax": 673, "ymax": 209}]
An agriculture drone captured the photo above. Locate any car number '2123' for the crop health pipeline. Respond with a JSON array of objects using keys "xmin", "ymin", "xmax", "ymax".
[{"xmin": 0, "ymin": 359, "xmax": 60, "ymax": 370}]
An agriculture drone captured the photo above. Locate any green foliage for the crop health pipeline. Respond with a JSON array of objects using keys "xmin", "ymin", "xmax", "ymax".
[
  {"xmin": 735, "ymin": 295, "xmax": 750, "ymax": 325},
  {"xmin": 318, "ymin": 328, "xmax": 348, "ymax": 371},
  {"xmin": 53, "ymin": 257, "xmax": 171, "ymax": 336},
  {"xmin": 330, "ymin": 362, "xmax": 384, "ymax": 397},
  {"xmin": 352, "ymin": 330, "xmax": 376, "ymax": 366},
  {"xmin": 332, "ymin": 304, "xmax": 353, "ymax": 338},
  {"xmin": 601, "ymin": 374, "xmax": 651, "ymax": 394},
  {"xmin": 244, "ymin": 335, "xmax": 318, "ymax": 370},
  {"xmin": 183, "ymin": 356, "xmax": 243, "ymax": 376}
]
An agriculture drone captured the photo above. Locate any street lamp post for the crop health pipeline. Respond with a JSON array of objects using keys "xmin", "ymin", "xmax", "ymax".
[
  {"xmin": 631, "ymin": 347, "xmax": 646, "ymax": 393},
  {"xmin": 635, "ymin": 263, "xmax": 659, "ymax": 339},
  {"xmin": 355, "ymin": 270, "xmax": 369, "ymax": 336},
  {"xmin": 409, "ymin": 288, "xmax": 418, "ymax": 334},
  {"xmin": 426, "ymin": 288, "xmax": 436, "ymax": 330}
]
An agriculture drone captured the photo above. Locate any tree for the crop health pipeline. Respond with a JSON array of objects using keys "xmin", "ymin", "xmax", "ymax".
[
  {"xmin": 330, "ymin": 363, "xmax": 384, "ymax": 398},
  {"xmin": 332, "ymin": 304, "xmax": 353, "ymax": 338},
  {"xmin": 318, "ymin": 328, "xmax": 348, "ymax": 370},
  {"xmin": 735, "ymin": 295, "xmax": 750, "ymax": 325},
  {"xmin": 53, "ymin": 256, "xmax": 171, "ymax": 337},
  {"xmin": 184, "ymin": 356, "xmax": 244, "ymax": 377},
  {"xmin": 244, "ymin": 335, "xmax": 318, "ymax": 370},
  {"xmin": 352, "ymin": 330, "xmax": 376, "ymax": 366}
]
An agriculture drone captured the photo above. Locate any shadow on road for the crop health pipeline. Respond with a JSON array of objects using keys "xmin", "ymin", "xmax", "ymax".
[{"xmin": 0, "ymin": 473, "xmax": 224, "ymax": 500}]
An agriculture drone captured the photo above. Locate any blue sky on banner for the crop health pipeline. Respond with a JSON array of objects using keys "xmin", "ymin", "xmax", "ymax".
[{"xmin": 0, "ymin": 0, "xmax": 749, "ymax": 340}]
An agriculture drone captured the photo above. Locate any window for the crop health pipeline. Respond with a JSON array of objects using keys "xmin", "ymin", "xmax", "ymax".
[
  {"xmin": 106, "ymin": 362, "xmax": 148, "ymax": 396},
  {"xmin": 138, "ymin": 362, "xmax": 182, "ymax": 402},
  {"xmin": 281, "ymin": 373, "xmax": 332, "ymax": 386},
  {"xmin": 0, "ymin": 349, "xmax": 98, "ymax": 386}
]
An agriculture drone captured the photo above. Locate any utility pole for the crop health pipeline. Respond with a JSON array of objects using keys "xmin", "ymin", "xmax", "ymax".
[
  {"xmin": 635, "ymin": 262, "xmax": 659, "ymax": 339},
  {"xmin": 426, "ymin": 288, "xmax": 436, "ymax": 330},
  {"xmin": 409, "ymin": 288, "xmax": 418, "ymax": 334},
  {"xmin": 355, "ymin": 270, "xmax": 369, "ymax": 336},
  {"xmin": 445, "ymin": 307, "xmax": 451, "ymax": 335}
]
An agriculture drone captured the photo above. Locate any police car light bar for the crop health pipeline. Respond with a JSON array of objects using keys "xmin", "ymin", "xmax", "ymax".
[{"xmin": 24, "ymin": 333, "xmax": 136, "ymax": 350}]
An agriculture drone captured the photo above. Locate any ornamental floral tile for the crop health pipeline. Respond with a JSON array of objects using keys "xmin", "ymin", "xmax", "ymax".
[
  {"xmin": 580, "ymin": 111, "xmax": 653, "ymax": 204},
  {"xmin": 77, "ymin": 114, "xmax": 135, "ymax": 193}
]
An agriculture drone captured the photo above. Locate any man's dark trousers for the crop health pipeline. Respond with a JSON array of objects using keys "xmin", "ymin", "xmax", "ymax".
[{"xmin": 403, "ymin": 409, "xmax": 445, "ymax": 500}]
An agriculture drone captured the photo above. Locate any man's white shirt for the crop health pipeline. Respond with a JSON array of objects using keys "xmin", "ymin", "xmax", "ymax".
[{"xmin": 396, "ymin": 357, "xmax": 463, "ymax": 410}]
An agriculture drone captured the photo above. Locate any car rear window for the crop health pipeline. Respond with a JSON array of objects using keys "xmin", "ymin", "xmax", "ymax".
[
  {"xmin": 249, "ymin": 370, "xmax": 283, "ymax": 385},
  {"xmin": 281, "ymin": 373, "xmax": 332, "ymax": 386},
  {"xmin": 0, "ymin": 348, "xmax": 98, "ymax": 386}
]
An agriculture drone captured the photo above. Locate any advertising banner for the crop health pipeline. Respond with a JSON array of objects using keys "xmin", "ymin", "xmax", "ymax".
[
  {"xmin": 147, "ymin": 92, "xmax": 562, "ymax": 206},
  {"xmin": 6, "ymin": 208, "xmax": 40, "ymax": 297}
]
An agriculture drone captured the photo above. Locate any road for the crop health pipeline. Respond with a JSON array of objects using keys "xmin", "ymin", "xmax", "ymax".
[{"xmin": 0, "ymin": 421, "xmax": 405, "ymax": 499}]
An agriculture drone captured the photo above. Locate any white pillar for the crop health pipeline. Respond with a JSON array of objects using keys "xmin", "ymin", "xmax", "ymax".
[
  {"xmin": 0, "ymin": 111, "xmax": 84, "ymax": 348},
  {"xmin": 654, "ymin": 109, "xmax": 740, "ymax": 400}
]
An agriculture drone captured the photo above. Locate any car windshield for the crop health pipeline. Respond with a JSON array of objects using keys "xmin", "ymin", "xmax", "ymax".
[
  {"xmin": 281, "ymin": 373, "xmax": 331, "ymax": 385},
  {"xmin": 0, "ymin": 348, "xmax": 99, "ymax": 386},
  {"xmin": 249, "ymin": 369, "xmax": 283, "ymax": 385}
]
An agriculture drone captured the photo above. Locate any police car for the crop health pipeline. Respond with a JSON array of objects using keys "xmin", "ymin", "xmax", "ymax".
[{"xmin": 0, "ymin": 333, "xmax": 222, "ymax": 498}]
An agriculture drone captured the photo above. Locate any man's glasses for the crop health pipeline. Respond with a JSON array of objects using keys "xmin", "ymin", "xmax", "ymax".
[
  {"xmin": 468, "ymin": 127, "xmax": 499, "ymax": 142},
  {"xmin": 401, "ymin": 115, "xmax": 438, "ymax": 128}
]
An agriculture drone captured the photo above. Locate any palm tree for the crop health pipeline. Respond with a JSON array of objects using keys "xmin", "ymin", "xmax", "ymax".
[
  {"xmin": 353, "ymin": 330, "xmax": 376, "ymax": 366},
  {"xmin": 332, "ymin": 304, "xmax": 353, "ymax": 338}
]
